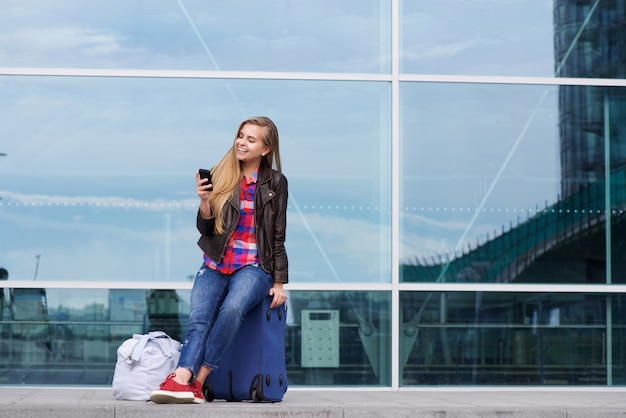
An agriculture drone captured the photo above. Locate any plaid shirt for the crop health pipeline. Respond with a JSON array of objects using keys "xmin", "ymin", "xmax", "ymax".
[{"xmin": 204, "ymin": 171, "xmax": 260, "ymax": 274}]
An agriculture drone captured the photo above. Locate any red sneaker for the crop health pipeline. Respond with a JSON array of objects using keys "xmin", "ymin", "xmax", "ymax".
[{"xmin": 150, "ymin": 373, "xmax": 204, "ymax": 404}]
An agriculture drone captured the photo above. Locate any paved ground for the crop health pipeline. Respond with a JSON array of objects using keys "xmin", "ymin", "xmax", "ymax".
[{"xmin": 1, "ymin": 387, "xmax": 626, "ymax": 417}]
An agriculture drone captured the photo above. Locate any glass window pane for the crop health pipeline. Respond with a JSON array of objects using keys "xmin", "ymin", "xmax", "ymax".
[
  {"xmin": 401, "ymin": 1, "xmax": 554, "ymax": 77},
  {"xmin": 0, "ymin": 0, "xmax": 391, "ymax": 73},
  {"xmin": 401, "ymin": 1, "xmax": 626, "ymax": 79},
  {"xmin": 611, "ymin": 294, "xmax": 626, "ymax": 384},
  {"xmin": 401, "ymin": 292, "xmax": 607, "ymax": 386},
  {"xmin": 400, "ymin": 83, "xmax": 625, "ymax": 284},
  {"xmin": 607, "ymin": 86, "xmax": 626, "ymax": 283},
  {"xmin": 0, "ymin": 77, "xmax": 391, "ymax": 283},
  {"xmin": 288, "ymin": 290, "xmax": 391, "ymax": 386},
  {"xmin": 0, "ymin": 287, "xmax": 391, "ymax": 387},
  {"xmin": 0, "ymin": 287, "xmax": 193, "ymax": 385},
  {"xmin": 399, "ymin": 82, "xmax": 608, "ymax": 284}
]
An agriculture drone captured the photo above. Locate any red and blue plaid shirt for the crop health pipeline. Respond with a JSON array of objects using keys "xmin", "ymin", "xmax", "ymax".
[{"xmin": 204, "ymin": 170, "xmax": 260, "ymax": 274}]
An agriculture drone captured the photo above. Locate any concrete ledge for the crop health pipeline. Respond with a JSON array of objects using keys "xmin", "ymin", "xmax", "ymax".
[{"xmin": 2, "ymin": 387, "xmax": 626, "ymax": 418}]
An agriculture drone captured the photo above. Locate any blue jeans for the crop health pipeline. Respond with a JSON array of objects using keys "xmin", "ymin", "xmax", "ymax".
[{"xmin": 177, "ymin": 264, "xmax": 273, "ymax": 376}]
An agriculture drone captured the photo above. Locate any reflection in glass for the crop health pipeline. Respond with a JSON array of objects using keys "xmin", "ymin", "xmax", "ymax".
[
  {"xmin": 401, "ymin": 0, "xmax": 626, "ymax": 79},
  {"xmin": 400, "ymin": 1, "xmax": 554, "ymax": 77},
  {"xmin": 0, "ymin": 77, "xmax": 391, "ymax": 283},
  {"xmin": 400, "ymin": 82, "xmax": 579, "ymax": 283},
  {"xmin": 0, "ymin": 287, "xmax": 191, "ymax": 385},
  {"xmin": 0, "ymin": 0, "xmax": 391, "ymax": 73},
  {"xmin": 401, "ymin": 292, "xmax": 607, "ymax": 385},
  {"xmin": 611, "ymin": 295, "xmax": 626, "ymax": 384},
  {"xmin": 554, "ymin": 0, "xmax": 626, "ymax": 79},
  {"xmin": 0, "ymin": 288, "xmax": 390, "ymax": 387},
  {"xmin": 400, "ymin": 82, "xmax": 626, "ymax": 285},
  {"xmin": 287, "ymin": 290, "xmax": 391, "ymax": 386},
  {"xmin": 147, "ymin": 289, "xmax": 182, "ymax": 342},
  {"xmin": 560, "ymin": 85, "xmax": 626, "ymax": 284}
]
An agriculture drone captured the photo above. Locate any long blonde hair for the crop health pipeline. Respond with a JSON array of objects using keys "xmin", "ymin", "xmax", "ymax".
[{"xmin": 209, "ymin": 116, "xmax": 282, "ymax": 234}]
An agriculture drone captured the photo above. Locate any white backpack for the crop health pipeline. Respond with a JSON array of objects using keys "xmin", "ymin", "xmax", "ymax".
[{"xmin": 112, "ymin": 331, "xmax": 181, "ymax": 400}]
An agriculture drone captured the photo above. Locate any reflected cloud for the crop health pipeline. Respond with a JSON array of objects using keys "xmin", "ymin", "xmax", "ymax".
[
  {"xmin": 0, "ymin": 190, "xmax": 197, "ymax": 211},
  {"xmin": 289, "ymin": 210, "xmax": 391, "ymax": 282},
  {"xmin": 405, "ymin": 38, "xmax": 497, "ymax": 61},
  {"xmin": 401, "ymin": 212, "xmax": 500, "ymax": 262},
  {"xmin": 3, "ymin": 27, "xmax": 143, "ymax": 58},
  {"xmin": 1, "ymin": 192, "xmax": 199, "ymax": 281}
]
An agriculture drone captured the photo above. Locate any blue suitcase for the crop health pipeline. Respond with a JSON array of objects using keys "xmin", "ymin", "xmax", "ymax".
[{"xmin": 202, "ymin": 295, "xmax": 288, "ymax": 402}]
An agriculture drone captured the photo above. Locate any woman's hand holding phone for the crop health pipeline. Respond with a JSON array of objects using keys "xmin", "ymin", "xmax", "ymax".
[
  {"xmin": 198, "ymin": 169, "xmax": 213, "ymax": 192},
  {"xmin": 197, "ymin": 169, "xmax": 213, "ymax": 218}
]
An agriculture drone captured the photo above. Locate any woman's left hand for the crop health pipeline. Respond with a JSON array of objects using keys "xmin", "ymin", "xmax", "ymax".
[{"xmin": 269, "ymin": 282, "xmax": 287, "ymax": 308}]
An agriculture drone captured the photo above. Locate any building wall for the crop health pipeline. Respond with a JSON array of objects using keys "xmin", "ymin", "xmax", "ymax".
[{"xmin": 0, "ymin": 0, "xmax": 625, "ymax": 388}]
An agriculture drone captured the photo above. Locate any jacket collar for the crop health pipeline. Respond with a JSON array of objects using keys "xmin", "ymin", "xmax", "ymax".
[
  {"xmin": 257, "ymin": 163, "xmax": 272, "ymax": 186},
  {"xmin": 228, "ymin": 164, "xmax": 273, "ymax": 208}
]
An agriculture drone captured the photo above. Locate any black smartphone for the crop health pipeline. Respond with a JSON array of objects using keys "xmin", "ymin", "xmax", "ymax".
[{"xmin": 198, "ymin": 168, "xmax": 213, "ymax": 191}]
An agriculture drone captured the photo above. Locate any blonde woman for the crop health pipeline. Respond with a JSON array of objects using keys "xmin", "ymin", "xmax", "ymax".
[{"xmin": 151, "ymin": 116, "xmax": 288, "ymax": 404}]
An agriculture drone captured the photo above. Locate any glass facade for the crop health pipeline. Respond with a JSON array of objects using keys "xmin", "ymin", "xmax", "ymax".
[
  {"xmin": 401, "ymin": 292, "xmax": 609, "ymax": 385},
  {"xmin": 1, "ymin": 0, "xmax": 625, "ymax": 388},
  {"xmin": 0, "ymin": 77, "xmax": 391, "ymax": 283},
  {"xmin": 0, "ymin": 0, "xmax": 391, "ymax": 73}
]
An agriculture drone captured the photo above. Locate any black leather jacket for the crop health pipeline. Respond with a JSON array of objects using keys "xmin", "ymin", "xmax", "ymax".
[{"xmin": 196, "ymin": 164, "xmax": 289, "ymax": 283}]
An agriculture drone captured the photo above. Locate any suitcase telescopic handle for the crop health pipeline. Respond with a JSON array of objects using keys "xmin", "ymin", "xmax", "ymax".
[{"xmin": 265, "ymin": 305, "xmax": 284, "ymax": 322}]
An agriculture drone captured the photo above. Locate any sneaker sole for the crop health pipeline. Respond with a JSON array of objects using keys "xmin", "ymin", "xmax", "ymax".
[{"xmin": 150, "ymin": 390, "xmax": 196, "ymax": 404}]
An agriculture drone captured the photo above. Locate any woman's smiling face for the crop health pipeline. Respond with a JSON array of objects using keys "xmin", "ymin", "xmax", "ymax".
[{"xmin": 234, "ymin": 122, "xmax": 270, "ymax": 168}]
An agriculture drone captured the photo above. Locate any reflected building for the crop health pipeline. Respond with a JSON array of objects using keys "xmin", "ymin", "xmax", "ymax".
[
  {"xmin": 555, "ymin": 0, "xmax": 626, "ymax": 198},
  {"xmin": 554, "ymin": 0, "xmax": 626, "ymax": 286},
  {"xmin": 398, "ymin": 0, "xmax": 626, "ymax": 386},
  {"xmin": 403, "ymin": 1, "xmax": 626, "ymax": 285},
  {"xmin": 146, "ymin": 289, "xmax": 181, "ymax": 342}
]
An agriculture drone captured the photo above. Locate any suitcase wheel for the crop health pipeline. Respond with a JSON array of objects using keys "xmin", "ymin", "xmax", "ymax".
[
  {"xmin": 202, "ymin": 380, "xmax": 215, "ymax": 402},
  {"xmin": 251, "ymin": 388, "xmax": 261, "ymax": 402}
]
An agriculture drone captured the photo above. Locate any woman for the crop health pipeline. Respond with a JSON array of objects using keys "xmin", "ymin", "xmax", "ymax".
[{"xmin": 150, "ymin": 116, "xmax": 288, "ymax": 404}]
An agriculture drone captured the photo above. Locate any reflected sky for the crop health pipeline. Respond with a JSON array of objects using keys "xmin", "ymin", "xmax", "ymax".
[
  {"xmin": 1, "ymin": 1, "xmax": 621, "ymax": 283},
  {"xmin": 0, "ymin": 1, "xmax": 614, "ymax": 78},
  {"xmin": 0, "ymin": 0, "xmax": 562, "ymax": 77},
  {"xmin": 0, "ymin": 0, "xmax": 391, "ymax": 73},
  {"xmin": 401, "ymin": 0, "xmax": 555, "ymax": 76},
  {"xmin": 400, "ymin": 83, "xmax": 561, "ymax": 262},
  {"xmin": 0, "ymin": 77, "xmax": 391, "ymax": 283}
]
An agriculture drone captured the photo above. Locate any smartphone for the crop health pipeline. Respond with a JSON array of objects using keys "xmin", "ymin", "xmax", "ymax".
[{"xmin": 198, "ymin": 168, "xmax": 213, "ymax": 191}]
